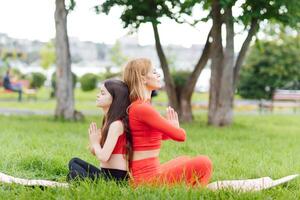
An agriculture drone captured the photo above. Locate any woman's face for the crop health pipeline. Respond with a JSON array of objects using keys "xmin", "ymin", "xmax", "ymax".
[
  {"xmin": 144, "ymin": 66, "xmax": 161, "ymax": 91},
  {"xmin": 96, "ymin": 84, "xmax": 113, "ymax": 108}
]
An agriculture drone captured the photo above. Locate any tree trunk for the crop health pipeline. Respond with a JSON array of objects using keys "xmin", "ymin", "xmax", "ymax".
[
  {"xmin": 54, "ymin": 0, "xmax": 76, "ymax": 120},
  {"xmin": 214, "ymin": 7, "xmax": 235, "ymax": 126},
  {"xmin": 180, "ymin": 29, "xmax": 212, "ymax": 122},
  {"xmin": 152, "ymin": 23, "xmax": 179, "ymax": 110},
  {"xmin": 208, "ymin": 6, "xmax": 258, "ymax": 126},
  {"xmin": 208, "ymin": 0, "xmax": 224, "ymax": 126},
  {"xmin": 152, "ymin": 22, "xmax": 212, "ymax": 122},
  {"xmin": 233, "ymin": 19, "xmax": 258, "ymax": 88},
  {"xmin": 179, "ymin": 94, "xmax": 193, "ymax": 122}
]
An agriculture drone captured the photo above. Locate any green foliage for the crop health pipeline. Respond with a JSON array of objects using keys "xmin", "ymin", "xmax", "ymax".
[
  {"xmin": 109, "ymin": 40, "xmax": 128, "ymax": 67},
  {"xmin": 196, "ymin": 0, "xmax": 300, "ymax": 28},
  {"xmin": 240, "ymin": 0, "xmax": 300, "ymax": 27},
  {"xmin": 1, "ymin": 49, "xmax": 26, "ymax": 66},
  {"xmin": 2, "ymin": 50, "xmax": 23, "ymax": 60},
  {"xmin": 97, "ymin": 0, "xmax": 191, "ymax": 29},
  {"xmin": 171, "ymin": 70, "xmax": 191, "ymax": 89},
  {"xmin": 12, "ymin": 68, "xmax": 23, "ymax": 79},
  {"xmin": 238, "ymin": 34, "xmax": 300, "ymax": 99},
  {"xmin": 66, "ymin": 0, "xmax": 76, "ymax": 12},
  {"xmin": 28, "ymin": 72, "xmax": 47, "ymax": 89},
  {"xmin": 40, "ymin": 41, "xmax": 56, "ymax": 69},
  {"xmin": 80, "ymin": 73, "xmax": 98, "ymax": 92},
  {"xmin": 98, "ymin": 0, "xmax": 300, "ymax": 30}
]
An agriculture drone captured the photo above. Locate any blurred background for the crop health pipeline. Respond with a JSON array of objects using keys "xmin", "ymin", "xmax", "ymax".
[{"xmin": 0, "ymin": 0, "xmax": 299, "ymax": 125}]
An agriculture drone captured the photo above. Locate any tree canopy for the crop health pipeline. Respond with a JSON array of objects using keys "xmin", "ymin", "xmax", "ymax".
[{"xmin": 238, "ymin": 31, "xmax": 300, "ymax": 99}]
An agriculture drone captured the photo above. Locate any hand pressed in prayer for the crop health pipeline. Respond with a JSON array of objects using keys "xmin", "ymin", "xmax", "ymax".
[
  {"xmin": 166, "ymin": 106, "xmax": 180, "ymax": 128},
  {"xmin": 88, "ymin": 122, "xmax": 101, "ymax": 150}
]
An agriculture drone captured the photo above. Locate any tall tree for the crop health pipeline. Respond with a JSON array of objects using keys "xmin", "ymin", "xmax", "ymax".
[
  {"xmin": 97, "ymin": 0, "xmax": 212, "ymax": 122},
  {"xmin": 207, "ymin": 0, "xmax": 300, "ymax": 126},
  {"xmin": 54, "ymin": 0, "xmax": 77, "ymax": 120}
]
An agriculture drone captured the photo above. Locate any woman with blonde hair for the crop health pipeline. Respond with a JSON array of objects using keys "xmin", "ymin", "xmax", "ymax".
[{"xmin": 123, "ymin": 58, "xmax": 213, "ymax": 187}]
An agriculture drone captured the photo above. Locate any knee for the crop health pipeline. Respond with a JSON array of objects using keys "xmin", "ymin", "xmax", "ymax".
[
  {"xmin": 195, "ymin": 155, "xmax": 213, "ymax": 172},
  {"xmin": 68, "ymin": 157, "xmax": 80, "ymax": 169}
]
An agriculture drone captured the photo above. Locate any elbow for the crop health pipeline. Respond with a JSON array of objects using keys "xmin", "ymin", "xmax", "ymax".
[
  {"xmin": 93, "ymin": 145, "xmax": 111, "ymax": 162},
  {"xmin": 178, "ymin": 135, "xmax": 186, "ymax": 142},
  {"xmin": 177, "ymin": 129, "xmax": 186, "ymax": 142}
]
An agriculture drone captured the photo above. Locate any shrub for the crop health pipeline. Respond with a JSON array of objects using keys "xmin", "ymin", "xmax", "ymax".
[
  {"xmin": 28, "ymin": 72, "xmax": 46, "ymax": 89},
  {"xmin": 80, "ymin": 73, "xmax": 98, "ymax": 91},
  {"xmin": 171, "ymin": 70, "xmax": 191, "ymax": 89}
]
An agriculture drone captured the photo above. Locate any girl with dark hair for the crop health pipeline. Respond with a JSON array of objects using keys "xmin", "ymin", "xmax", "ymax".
[{"xmin": 67, "ymin": 79, "xmax": 133, "ymax": 182}]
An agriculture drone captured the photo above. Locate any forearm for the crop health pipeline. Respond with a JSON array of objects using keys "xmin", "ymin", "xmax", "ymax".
[
  {"xmin": 92, "ymin": 143, "xmax": 109, "ymax": 162},
  {"xmin": 136, "ymin": 105, "xmax": 186, "ymax": 141}
]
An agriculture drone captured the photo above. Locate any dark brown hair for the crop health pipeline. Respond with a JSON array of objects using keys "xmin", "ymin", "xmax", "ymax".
[{"xmin": 100, "ymin": 79, "xmax": 133, "ymax": 168}]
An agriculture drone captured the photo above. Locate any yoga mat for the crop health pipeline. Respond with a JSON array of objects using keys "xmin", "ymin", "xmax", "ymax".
[
  {"xmin": 1, "ymin": 172, "xmax": 298, "ymax": 191},
  {"xmin": 207, "ymin": 174, "xmax": 299, "ymax": 191},
  {"xmin": 0, "ymin": 172, "xmax": 69, "ymax": 188}
]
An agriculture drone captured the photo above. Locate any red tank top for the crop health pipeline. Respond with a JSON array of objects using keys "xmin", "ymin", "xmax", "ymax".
[{"xmin": 111, "ymin": 132, "xmax": 127, "ymax": 154}]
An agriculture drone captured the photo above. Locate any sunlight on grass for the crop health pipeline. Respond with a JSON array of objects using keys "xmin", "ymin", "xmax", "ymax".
[{"xmin": 0, "ymin": 114, "xmax": 299, "ymax": 199}]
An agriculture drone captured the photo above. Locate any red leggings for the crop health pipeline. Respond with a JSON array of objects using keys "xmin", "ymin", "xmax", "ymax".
[{"xmin": 131, "ymin": 155, "xmax": 213, "ymax": 187}]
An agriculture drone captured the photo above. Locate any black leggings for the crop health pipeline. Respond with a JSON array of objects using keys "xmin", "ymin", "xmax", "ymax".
[{"xmin": 67, "ymin": 157, "xmax": 129, "ymax": 182}]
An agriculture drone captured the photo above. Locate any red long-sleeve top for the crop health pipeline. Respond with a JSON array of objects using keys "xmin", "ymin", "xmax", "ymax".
[{"xmin": 128, "ymin": 99, "xmax": 186, "ymax": 151}]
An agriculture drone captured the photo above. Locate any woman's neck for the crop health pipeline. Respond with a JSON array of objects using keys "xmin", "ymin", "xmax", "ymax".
[
  {"xmin": 143, "ymin": 87, "xmax": 152, "ymax": 101},
  {"xmin": 102, "ymin": 107, "xmax": 109, "ymax": 115}
]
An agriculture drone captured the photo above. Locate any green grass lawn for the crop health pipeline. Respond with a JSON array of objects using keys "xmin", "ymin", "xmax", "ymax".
[
  {"xmin": 0, "ymin": 87, "xmax": 99, "ymax": 111},
  {"xmin": 0, "ymin": 114, "xmax": 299, "ymax": 199},
  {"xmin": 0, "ymin": 87, "xmax": 208, "ymax": 111},
  {"xmin": 0, "ymin": 87, "xmax": 244, "ymax": 113}
]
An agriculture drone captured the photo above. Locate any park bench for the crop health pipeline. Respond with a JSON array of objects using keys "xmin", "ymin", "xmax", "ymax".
[
  {"xmin": 0, "ymin": 80, "xmax": 37, "ymax": 101},
  {"xmin": 259, "ymin": 89, "xmax": 300, "ymax": 113}
]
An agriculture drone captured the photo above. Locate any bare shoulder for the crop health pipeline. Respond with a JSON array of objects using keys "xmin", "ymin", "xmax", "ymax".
[{"xmin": 109, "ymin": 120, "xmax": 124, "ymax": 136}]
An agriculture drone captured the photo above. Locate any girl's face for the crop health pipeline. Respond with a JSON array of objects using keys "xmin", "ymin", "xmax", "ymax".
[
  {"xmin": 96, "ymin": 84, "xmax": 113, "ymax": 108},
  {"xmin": 144, "ymin": 66, "xmax": 161, "ymax": 91}
]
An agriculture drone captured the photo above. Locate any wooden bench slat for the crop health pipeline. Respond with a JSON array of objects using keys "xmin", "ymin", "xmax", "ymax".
[{"xmin": 260, "ymin": 89, "xmax": 300, "ymax": 113}]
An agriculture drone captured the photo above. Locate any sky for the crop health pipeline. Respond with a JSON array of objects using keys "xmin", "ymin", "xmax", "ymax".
[{"xmin": 0, "ymin": 0, "xmax": 248, "ymax": 49}]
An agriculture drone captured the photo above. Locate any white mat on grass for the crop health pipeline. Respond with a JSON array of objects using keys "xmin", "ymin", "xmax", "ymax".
[
  {"xmin": 207, "ymin": 174, "xmax": 299, "ymax": 191},
  {"xmin": 0, "ymin": 172, "xmax": 69, "ymax": 188},
  {"xmin": 1, "ymin": 172, "xmax": 298, "ymax": 191}
]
